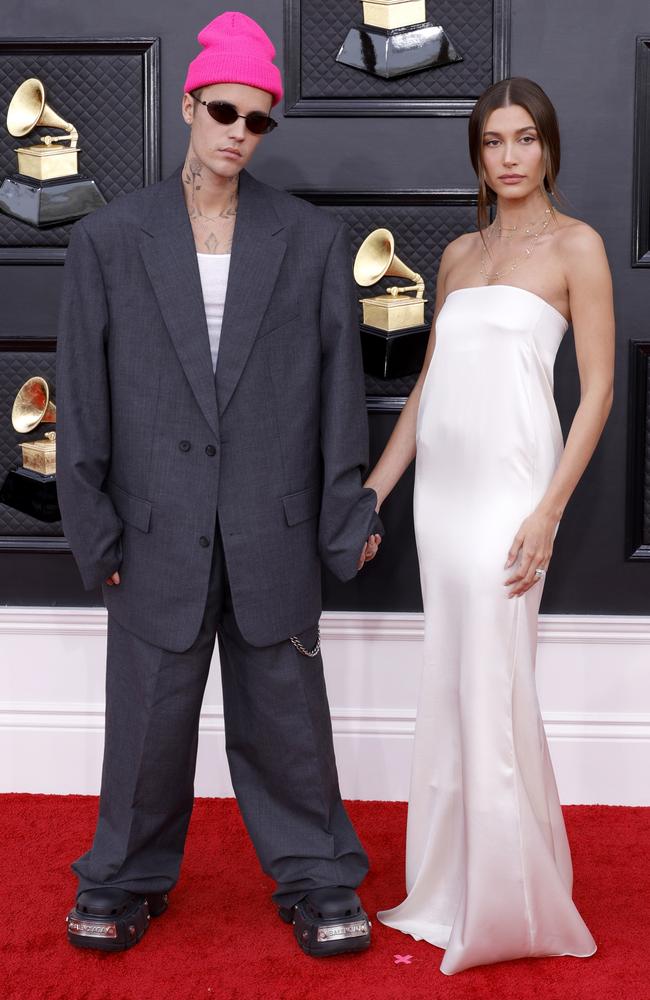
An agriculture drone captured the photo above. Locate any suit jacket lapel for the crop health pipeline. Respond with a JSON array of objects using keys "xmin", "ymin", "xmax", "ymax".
[
  {"xmin": 215, "ymin": 170, "xmax": 287, "ymax": 416},
  {"xmin": 139, "ymin": 168, "xmax": 219, "ymax": 438}
]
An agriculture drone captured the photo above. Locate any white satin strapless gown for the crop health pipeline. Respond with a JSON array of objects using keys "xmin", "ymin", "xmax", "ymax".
[{"xmin": 377, "ymin": 285, "xmax": 596, "ymax": 975}]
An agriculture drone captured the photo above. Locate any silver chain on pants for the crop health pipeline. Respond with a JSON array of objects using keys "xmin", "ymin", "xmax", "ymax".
[{"xmin": 289, "ymin": 627, "xmax": 321, "ymax": 658}]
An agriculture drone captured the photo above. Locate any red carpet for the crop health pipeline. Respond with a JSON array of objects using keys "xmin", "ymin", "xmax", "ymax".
[{"xmin": 1, "ymin": 796, "xmax": 648, "ymax": 1000}]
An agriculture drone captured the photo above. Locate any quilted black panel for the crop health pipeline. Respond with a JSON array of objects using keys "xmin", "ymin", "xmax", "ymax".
[
  {"xmin": 643, "ymin": 363, "xmax": 650, "ymax": 545},
  {"xmin": 365, "ymin": 372, "xmax": 417, "ymax": 397},
  {"xmin": 0, "ymin": 48, "xmax": 144, "ymax": 247},
  {"xmin": 301, "ymin": 196, "xmax": 475, "ymax": 392},
  {"xmin": 299, "ymin": 0, "xmax": 493, "ymax": 99},
  {"xmin": 0, "ymin": 351, "xmax": 62, "ymax": 536},
  {"xmin": 316, "ymin": 199, "xmax": 476, "ymax": 326}
]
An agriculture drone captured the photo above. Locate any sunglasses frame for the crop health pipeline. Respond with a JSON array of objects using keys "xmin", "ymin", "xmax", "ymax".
[{"xmin": 192, "ymin": 97, "xmax": 278, "ymax": 135}]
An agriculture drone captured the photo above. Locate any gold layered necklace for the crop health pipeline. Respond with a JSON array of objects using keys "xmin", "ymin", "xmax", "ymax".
[{"xmin": 480, "ymin": 207, "xmax": 552, "ymax": 284}]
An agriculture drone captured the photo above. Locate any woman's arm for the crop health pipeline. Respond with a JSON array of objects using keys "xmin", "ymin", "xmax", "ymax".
[
  {"xmin": 364, "ymin": 241, "xmax": 457, "ymax": 510},
  {"xmin": 505, "ymin": 224, "xmax": 615, "ymax": 596}
]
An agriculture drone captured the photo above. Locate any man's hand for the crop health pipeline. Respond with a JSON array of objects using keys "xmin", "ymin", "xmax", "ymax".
[
  {"xmin": 104, "ymin": 571, "xmax": 121, "ymax": 587},
  {"xmin": 357, "ymin": 533, "xmax": 382, "ymax": 571}
]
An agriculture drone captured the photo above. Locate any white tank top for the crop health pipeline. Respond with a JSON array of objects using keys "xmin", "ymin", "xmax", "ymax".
[{"xmin": 196, "ymin": 252, "xmax": 232, "ymax": 371}]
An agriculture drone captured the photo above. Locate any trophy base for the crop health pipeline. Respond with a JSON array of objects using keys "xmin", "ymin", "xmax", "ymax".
[
  {"xmin": 361, "ymin": 323, "xmax": 429, "ymax": 379},
  {"xmin": 0, "ymin": 467, "xmax": 61, "ymax": 523},
  {"xmin": 336, "ymin": 22, "xmax": 462, "ymax": 79},
  {"xmin": 0, "ymin": 172, "xmax": 106, "ymax": 228}
]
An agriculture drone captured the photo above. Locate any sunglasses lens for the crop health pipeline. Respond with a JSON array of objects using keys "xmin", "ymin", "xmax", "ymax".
[
  {"xmin": 207, "ymin": 102, "xmax": 238, "ymax": 126},
  {"xmin": 202, "ymin": 100, "xmax": 277, "ymax": 136},
  {"xmin": 246, "ymin": 114, "xmax": 274, "ymax": 135}
]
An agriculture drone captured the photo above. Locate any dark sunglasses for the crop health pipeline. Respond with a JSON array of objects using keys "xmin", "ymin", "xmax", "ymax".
[{"xmin": 193, "ymin": 97, "xmax": 278, "ymax": 136}]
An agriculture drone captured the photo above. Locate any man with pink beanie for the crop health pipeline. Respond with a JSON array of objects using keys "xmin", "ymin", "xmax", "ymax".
[{"xmin": 58, "ymin": 12, "xmax": 382, "ymax": 957}]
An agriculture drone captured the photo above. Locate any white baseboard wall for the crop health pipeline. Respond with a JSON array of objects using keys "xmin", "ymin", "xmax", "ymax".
[{"xmin": 1, "ymin": 608, "xmax": 649, "ymax": 805}]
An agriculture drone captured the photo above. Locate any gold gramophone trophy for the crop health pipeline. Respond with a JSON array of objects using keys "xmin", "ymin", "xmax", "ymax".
[
  {"xmin": 336, "ymin": 0, "xmax": 461, "ymax": 79},
  {"xmin": 354, "ymin": 228, "xmax": 429, "ymax": 378},
  {"xmin": 0, "ymin": 376, "xmax": 61, "ymax": 522},
  {"xmin": 0, "ymin": 77, "xmax": 106, "ymax": 228}
]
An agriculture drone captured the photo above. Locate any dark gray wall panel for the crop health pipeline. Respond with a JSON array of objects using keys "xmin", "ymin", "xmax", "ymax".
[
  {"xmin": 1, "ymin": 0, "xmax": 649, "ymax": 613},
  {"xmin": 0, "ymin": 45, "xmax": 144, "ymax": 250}
]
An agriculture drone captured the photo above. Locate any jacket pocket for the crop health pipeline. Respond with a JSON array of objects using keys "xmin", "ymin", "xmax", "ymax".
[
  {"xmin": 257, "ymin": 310, "xmax": 300, "ymax": 341},
  {"xmin": 108, "ymin": 481, "xmax": 152, "ymax": 533},
  {"xmin": 282, "ymin": 486, "xmax": 320, "ymax": 526}
]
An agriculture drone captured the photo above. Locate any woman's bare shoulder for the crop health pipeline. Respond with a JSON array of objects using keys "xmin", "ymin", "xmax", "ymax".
[
  {"xmin": 553, "ymin": 214, "xmax": 611, "ymax": 293},
  {"xmin": 554, "ymin": 214, "xmax": 605, "ymax": 254},
  {"xmin": 440, "ymin": 231, "xmax": 480, "ymax": 268},
  {"xmin": 443, "ymin": 231, "xmax": 480, "ymax": 256}
]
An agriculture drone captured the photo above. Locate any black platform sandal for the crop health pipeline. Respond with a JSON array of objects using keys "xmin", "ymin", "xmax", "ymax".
[
  {"xmin": 66, "ymin": 887, "xmax": 169, "ymax": 951},
  {"xmin": 279, "ymin": 887, "xmax": 371, "ymax": 957}
]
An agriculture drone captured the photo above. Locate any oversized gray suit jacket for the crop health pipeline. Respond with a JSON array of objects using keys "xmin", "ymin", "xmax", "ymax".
[{"xmin": 56, "ymin": 168, "xmax": 382, "ymax": 652}]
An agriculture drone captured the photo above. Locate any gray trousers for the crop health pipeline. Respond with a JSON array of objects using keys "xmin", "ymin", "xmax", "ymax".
[{"xmin": 73, "ymin": 529, "xmax": 368, "ymax": 906}]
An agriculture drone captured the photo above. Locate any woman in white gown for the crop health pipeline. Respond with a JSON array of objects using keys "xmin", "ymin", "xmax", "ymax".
[{"xmin": 364, "ymin": 79, "xmax": 615, "ymax": 975}]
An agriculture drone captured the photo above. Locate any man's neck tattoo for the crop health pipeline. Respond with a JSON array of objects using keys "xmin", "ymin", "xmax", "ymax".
[{"xmin": 183, "ymin": 157, "xmax": 239, "ymax": 226}]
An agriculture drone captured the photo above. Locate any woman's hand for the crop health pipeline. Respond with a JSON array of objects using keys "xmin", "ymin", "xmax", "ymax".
[
  {"xmin": 504, "ymin": 510, "xmax": 558, "ymax": 598},
  {"xmin": 357, "ymin": 533, "xmax": 382, "ymax": 571}
]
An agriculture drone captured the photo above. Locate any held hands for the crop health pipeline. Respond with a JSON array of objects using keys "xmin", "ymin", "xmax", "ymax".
[
  {"xmin": 504, "ymin": 509, "xmax": 558, "ymax": 598},
  {"xmin": 357, "ymin": 533, "xmax": 382, "ymax": 572},
  {"xmin": 357, "ymin": 484, "xmax": 383, "ymax": 571}
]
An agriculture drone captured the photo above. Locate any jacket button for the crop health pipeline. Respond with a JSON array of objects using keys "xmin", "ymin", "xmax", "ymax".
[
  {"xmin": 199, "ymin": 536, "xmax": 210, "ymax": 548},
  {"xmin": 205, "ymin": 445, "xmax": 216, "ymax": 457},
  {"xmin": 179, "ymin": 440, "xmax": 191, "ymax": 452}
]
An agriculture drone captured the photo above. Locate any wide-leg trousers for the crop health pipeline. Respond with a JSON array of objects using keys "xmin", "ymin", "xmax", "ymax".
[{"xmin": 73, "ymin": 530, "xmax": 368, "ymax": 906}]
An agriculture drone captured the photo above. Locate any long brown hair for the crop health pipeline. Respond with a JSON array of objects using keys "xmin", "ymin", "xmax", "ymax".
[{"xmin": 468, "ymin": 78, "xmax": 561, "ymax": 233}]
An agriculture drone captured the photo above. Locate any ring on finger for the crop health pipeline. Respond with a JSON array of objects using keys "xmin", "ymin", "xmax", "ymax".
[{"xmin": 534, "ymin": 567, "xmax": 547, "ymax": 580}]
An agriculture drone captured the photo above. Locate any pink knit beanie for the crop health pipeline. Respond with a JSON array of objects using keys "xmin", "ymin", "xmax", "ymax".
[{"xmin": 184, "ymin": 12, "xmax": 283, "ymax": 107}]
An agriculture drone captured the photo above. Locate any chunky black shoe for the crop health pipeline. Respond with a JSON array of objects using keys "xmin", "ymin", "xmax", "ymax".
[
  {"xmin": 66, "ymin": 887, "xmax": 169, "ymax": 951},
  {"xmin": 279, "ymin": 887, "xmax": 371, "ymax": 957}
]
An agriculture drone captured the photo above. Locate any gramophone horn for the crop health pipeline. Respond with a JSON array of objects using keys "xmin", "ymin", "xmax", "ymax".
[
  {"xmin": 354, "ymin": 228, "xmax": 424, "ymax": 293},
  {"xmin": 11, "ymin": 377, "xmax": 57, "ymax": 434},
  {"xmin": 6, "ymin": 78, "xmax": 78, "ymax": 147}
]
